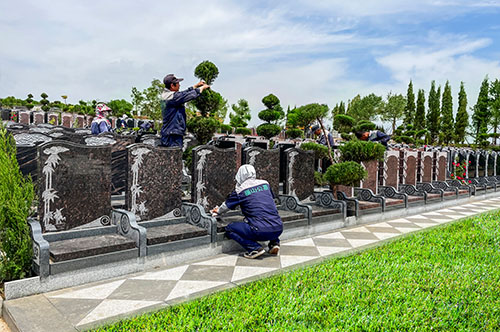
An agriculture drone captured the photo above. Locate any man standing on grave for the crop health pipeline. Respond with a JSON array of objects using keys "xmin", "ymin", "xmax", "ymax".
[
  {"xmin": 160, "ymin": 74, "xmax": 210, "ymax": 147},
  {"xmin": 91, "ymin": 103, "xmax": 112, "ymax": 134},
  {"xmin": 211, "ymin": 164, "xmax": 283, "ymax": 259},
  {"xmin": 311, "ymin": 124, "xmax": 335, "ymax": 147},
  {"xmin": 355, "ymin": 130, "xmax": 391, "ymax": 147}
]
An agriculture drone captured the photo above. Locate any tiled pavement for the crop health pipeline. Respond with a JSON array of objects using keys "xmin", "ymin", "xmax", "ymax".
[{"xmin": 6, "ymin": 198, "xmax": 500, "ymax": 331}]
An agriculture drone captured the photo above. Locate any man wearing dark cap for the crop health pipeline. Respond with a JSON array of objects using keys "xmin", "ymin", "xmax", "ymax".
[
  {"xmin": 160, "ymin": 74, "xmax": 210, "ymax": 147},
  {"xmin": 311, "ymin": 124, "xmax": 335, "ymax": 147}
]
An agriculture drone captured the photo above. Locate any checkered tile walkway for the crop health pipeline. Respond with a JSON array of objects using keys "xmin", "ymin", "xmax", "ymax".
[{"xmin": 15, "ymin": 198, "xmax": 500, "ymax": 330}]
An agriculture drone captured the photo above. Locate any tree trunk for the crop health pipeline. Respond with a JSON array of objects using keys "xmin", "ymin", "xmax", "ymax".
[{"xmin": 317, "ymin": 117, "xmax": 335, "ymax": 165}]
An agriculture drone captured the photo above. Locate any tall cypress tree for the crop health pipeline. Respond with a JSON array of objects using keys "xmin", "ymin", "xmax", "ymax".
[
  {"xmin": 472, "ymin": 77, "xmax": 490, "ymax": 143},
  {"xmin": 440, "ymin": 81, "xmax": 454, "ymax": 144},
  {"xmin": 404, "ymin": 80, "xmax": 416, "ymax": 125},
  {"xmin": 455, "ymin": 82, "xmax": 468, "ymax": 144},
  {"xmin": 414, "ymin": 89, "xmax": 426, "ymax": 131},
  {"xmin": 426, "ymin": 81, "xmax": 441, "ymax": 143},
  {"xmin": 489, "ymin": 79, "xmax": 500, "ymax": 145}
]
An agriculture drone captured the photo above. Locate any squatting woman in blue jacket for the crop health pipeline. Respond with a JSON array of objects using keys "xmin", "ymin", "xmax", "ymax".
[{"xmin": 211, "ymin": 165, "xmax": 283, "ymax": 259}]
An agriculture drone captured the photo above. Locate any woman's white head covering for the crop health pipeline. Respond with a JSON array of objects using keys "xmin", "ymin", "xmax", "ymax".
[{"xmin": 235, "ymin": 164, "xmax": 256, "ymax": 185}]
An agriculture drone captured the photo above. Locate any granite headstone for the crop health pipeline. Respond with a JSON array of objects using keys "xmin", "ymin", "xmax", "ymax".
[
  {"xmin": 360, "ymin": 160, "xmax": 379, "ymax": 193},
  {"xmin": 436, "ymin": 151, "xmax": 448, "ymax": 181},
  {"xmin": 242, "ymin": 147, "xmax": 280, "ymax": 196},
  {"xmin": 126, "ymin": 144, "xmax": 182, "ymax": 221},
  {"xmin": 283, "ymin": 147, "xmax": 314, "ymax": 200},
  {"xmin": 383, "ymin": 150, "xmax": 400, "ymax": 188},
  {"xmin": 191, "ymin": 145, "xmax": 236, "ymax": 210},
  {"xmin": 37, "ymin": 141, "xmax": 112, "ymax": 232},
  {"xmin": 402, "ymin": 150, "xmax": 418, "ymax": 185},
  {"xmin": 421, "ymin": 151, "xmax": 434, "ymax": 183}
]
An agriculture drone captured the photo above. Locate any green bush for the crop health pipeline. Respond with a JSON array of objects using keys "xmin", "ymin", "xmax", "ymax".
[
  {"xmin": 324, "ymin": 161, "xmax": 367, "ymax": 187},
  {"xmin": 393, "ymin": 135, "xmax": 414, "ymax": 144},
  {"xmin": 235, "ymin": 127, "xmax": 251, "ymax": 136},
  {"xmin": 187, "ymin": 117, "xmax": 220, "ymax": 144},
  {"xmin": 314, "ymin": 171, "xmax": 328, "ymax": 186},
  {"xmin": 300, "ymin": 142, "xmax": 329, "ymax": 159},
  {"xmin": 258, "ymin": 109, "xmax": 281, "ymax": 123},
  {"xmin": 219, "ymin": 124, "xmax": 232, "ymax": 134},
  {"xmin": 340, "ymin": 133, "xmax": 354, "ymax": 141},
  {"xmin": 339, "ymin": 140, "xmax": 385, "ymax": 163},
  {"xmin": 286, "ymin": 128, "xmax": 303, "ymax": 139},
  {"xmin": 183, "ymin": 145, "xmax": 197, "ymax": 172},
  {"xmin": 354, "ymin": 120, "xmax": 376, "ymax": 132},
  {"xmin": 0, "ymin": 124, "xmax": 34, "ymax": 282},
  {"xmin": 333, "ymin": 114, "xmax": 355, "ymax": 133},
  {"xmin": 194, "ymin": 61, "xmax": 219, "ymax": 85},
  {"xmin": 256, "ymin": 123, "xmax": 281, "ymax": 140}
]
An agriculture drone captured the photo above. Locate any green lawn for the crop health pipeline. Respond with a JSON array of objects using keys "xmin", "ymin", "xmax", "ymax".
[{"xmin": 92, "ymin": 211, "xmax": 500, "ymax": 331}]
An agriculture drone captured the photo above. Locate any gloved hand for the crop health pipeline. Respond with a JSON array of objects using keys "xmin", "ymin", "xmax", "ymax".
[{"xmin": 210, "ymin": 206, "xmax": 219, "ymax": 217}]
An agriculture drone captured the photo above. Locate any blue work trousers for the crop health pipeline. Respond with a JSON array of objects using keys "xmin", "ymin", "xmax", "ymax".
[
  {"xmin": 161, "ymin": 134, "xmax": 183, "ymax": 147},
  {"xmin": 225, "ymin": 222, "xmax": 282, "ymax": 252}
]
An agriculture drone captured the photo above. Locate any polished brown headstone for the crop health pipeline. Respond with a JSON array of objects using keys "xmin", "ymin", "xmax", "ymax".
[
  {"xmin": 19, "ymin": 111, "xmax": 30, "ymax": 125},
  {"xmin": 48, "ymin": 112, "xmax": 59, "ymax": 125},
  {"xmin": 243, "ymin": 147, "xmax": 280, "ymax": 196},
  {"xmin": 126, "ymin": 144, "xmax": 182, "ymax": 221},
  {"xmin": 74, "ymin": 115, "xmax": 85, "ymax": 128},
  {"xmin": 191, "ymin": 145, "xmax": 236, "ymax": 210},
  {"xmin": 361, "ymin": 160, "xmax": 378, "ymax": 193},
  {"xmin": 421, "ymin": 151, "xmax": 433, "ymax": 182},
  {"xmin": 283, "ymin": 147, "xmax": 314, "ymax": 200},
  {"xmin": 403, "ymin": 150, "xmax": 418, "ymax": 185},
  {"xmin": 33, "ymin": 111, "xmax": 45, "ymax": 125},
  {"xmin": 384, "ymin": 151, "xmax": 400, "ymax": 188},
  {"xmin": 436, "ymin": 151, "xmax": 448, "ymax": 181},
  {"xmin": 37, "ymin": 141, "xmax": 112, "ymax": 232},
  {"xmin": 62, "ymin": 113, "xmax": 72, "ymax": 128}
]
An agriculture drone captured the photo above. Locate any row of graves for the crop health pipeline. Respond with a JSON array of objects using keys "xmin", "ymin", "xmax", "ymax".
[
  {"xmin": 6, "ymin": 122, "xmax": 500, "ymax": 279},
  {"xmin": 1, "ymin": 108, "xmax": 150, "ymax": 129}
]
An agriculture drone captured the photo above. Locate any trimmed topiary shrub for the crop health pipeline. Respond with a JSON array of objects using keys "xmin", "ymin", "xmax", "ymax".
[
  {"xmin": 186, "ymin": 116, "xmax": 220, "ymax": 144},
  {"xmin": 257, "ymin": 123, "xmax": 281, "ymax": 140},
  {"xmin": 235, "ymin": 127, "xmax": 252, "ymax": 136},
  {"xmin": 339, "ymin": 140, "xmax": 385, "ymax": 163},
  {"xmin": 219, "ymin": 124, "xmax": 232, "ymax": 134},
  {"xmin": 300, "ymin": 142, "xmax": 329, "ymax": 159},
  {"xmin": 286, "ymin": 128, "xmax": 303, "ymax": 139},
  {"xmin": 324, "ymin": 161, "xmax": 367, "ymax": 197},
  {"xmin": 314, "ymin": 171, "xmax": 328, "ymax": 186},
  {"xmin": 0, "ymin": 124, "xmax": 34, "ymax": 282},
  {"xmin": 354, "ymin": 120, "xmax": 376, "ymax": 132}
]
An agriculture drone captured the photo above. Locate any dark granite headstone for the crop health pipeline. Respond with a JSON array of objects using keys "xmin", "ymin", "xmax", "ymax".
[
  {"xmin": 283, "ymin": 147, "xmax": 314, "ymax": 200},
  {"xmin": 276, "ymin": 142, "xmax": 296, "ymax": 182},
  {"xmin": 436, "ymin": 151, "xmax": 448, "ymax": 181},
  {"xmin": 14, "ymin": 133, "xmax": 53, "ymax": 185},
  {"xmin": 37, "ymin": 141, "xmax": 112, "ymax": 232},
  {"xmin": 360, "ymin": 160, "xmax": 378, "ymax": 193},
  {"xmin": 421, "ymin": 151, "xmax": 434, "ymax": 183},
  {"xmin": 384, "ymin": 151, "xmax": 400, "ymax": 188},
  {"xmin": 1, "ymin": 109, "xmax": 11, "ymax": 121},
  {"xmin": 191, "ymin": 145, "xmax": 236, "ymax": 210},
  {"xmin": 126, "ymin": 144, "xmax": 182, "ymax": 220},
  {"xmin": 19, "ymin": 111, "xmax": 30, "ymax": 125},
  {"xmin": 478, "ymin": 153, "xmax": 487, "ymax": 177},
  {"xmin": 33, "ymin": 111, "xmax": 45, "ymax": 125},
  {"xmin": 488, "ymin": 152, "xmax": 496, "ymax": 176},
  {"xmin": 402, "ymin": 150, "xmax": 418, "ymax": 185},
  {"xmin": 61, "ymin": 113, "xmax": 72, "ymax": 128},
  {"xmin": 242, "ymin": 147, "xmax": 280, "ymax": 196},
  {"xmin": 467, "ymin": 152, "xmax": 477, "ymax": 178}
]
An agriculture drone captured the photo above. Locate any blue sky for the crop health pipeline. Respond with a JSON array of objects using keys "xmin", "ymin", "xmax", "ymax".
[{"xmin": 1, "ymin": 1, "xmax": 500, "ymax": 127}]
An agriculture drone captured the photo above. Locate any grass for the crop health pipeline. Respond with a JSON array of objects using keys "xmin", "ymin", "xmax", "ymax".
[{"xmin": 92, "ymin": 211, "xmax": 500, "ymax": 331}]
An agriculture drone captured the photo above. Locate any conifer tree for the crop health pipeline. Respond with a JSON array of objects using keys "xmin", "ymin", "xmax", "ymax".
[
  {"xmin": 404, "ymin": 80, "xmax": 416, "ymax": 125},
  {"xmin": 414, "ymin": 89, "xmax": 425, "ymax": 131},
  {"xmin": 455, "ymin": 82, "xmax": 468, "ymax": 144},
  {"xmin": 472, "ymin": 77, "xmax": 490, "ymax": 144},
  {"xmin": 440, "ymin": 81, "xmax": 454, "ymax": 144},
  {"xmin": 489, "ymin": 79, "xmax": 500, "ymax": 145},
  {"xmin": 426, "ymin": 81, "xmax": 441, "ymax": 143}
]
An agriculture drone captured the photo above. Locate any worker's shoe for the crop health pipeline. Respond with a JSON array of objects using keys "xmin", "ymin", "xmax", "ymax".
[
  {"xmin": 243, "ymin": 248, "xmax": 265, "ymax": 259},
  {"xmin": 268, "ymin": 244, "xmax": 280, "ymax": 255}
]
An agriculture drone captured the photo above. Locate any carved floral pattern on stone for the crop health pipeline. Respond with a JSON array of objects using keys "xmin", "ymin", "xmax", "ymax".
[
  {"xmin": 130, "ymin": 148, "xmax": 151, "ymax": 216},
  {"xmin": 196, "ymin": 150, "xmax": 213, "ymax": 209},
  {"xmin": 42, "ymin": 146, "xmax": 69, "ymax": 231}
]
